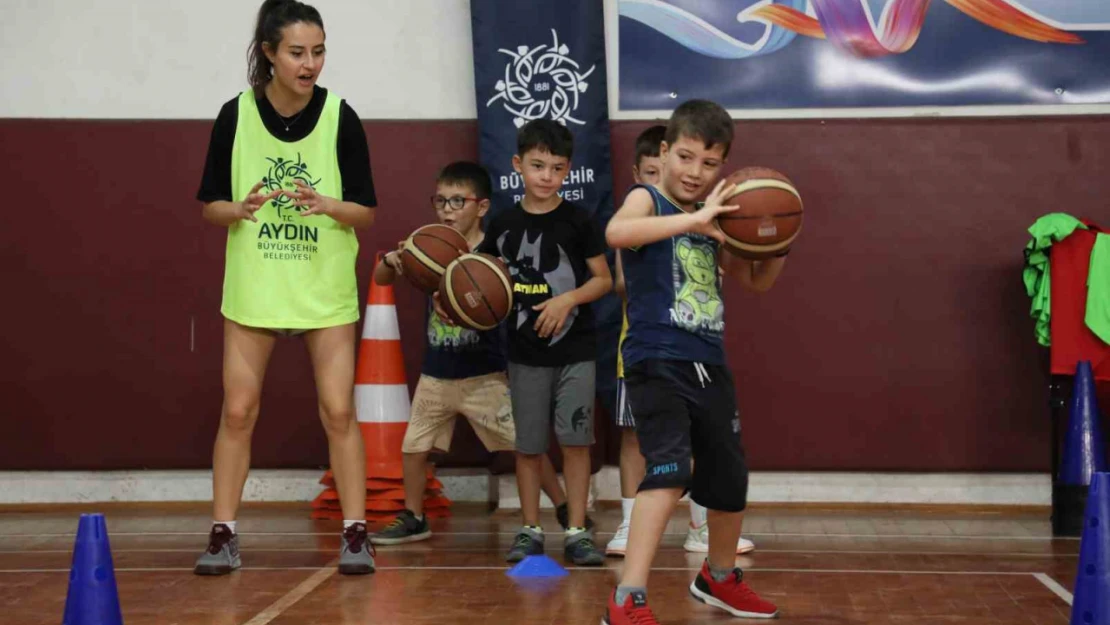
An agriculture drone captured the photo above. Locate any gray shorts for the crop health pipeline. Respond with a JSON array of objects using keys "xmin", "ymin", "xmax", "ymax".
[{"xmin": 508, "ymin": 361, "xmax": 596, "ymax": 454}]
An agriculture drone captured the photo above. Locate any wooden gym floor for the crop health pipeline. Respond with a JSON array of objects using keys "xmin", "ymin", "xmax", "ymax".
[{"xmin": 0, "ymin": 502, "xmax": 1080, "ymax": 624}]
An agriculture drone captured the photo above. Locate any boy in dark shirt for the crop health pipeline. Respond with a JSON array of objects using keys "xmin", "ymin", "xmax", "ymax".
[
  {"xmin": 478, "ymin": 121, "xmax": 613, "ymax": 565},
  {"xmin": 603, "ymin": 101, "xmax": 786, "ymax": 623}
]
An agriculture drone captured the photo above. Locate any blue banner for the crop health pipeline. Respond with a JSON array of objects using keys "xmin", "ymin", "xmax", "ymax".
[
  {"xmin": 617, "ymin": 0, "xmax": 1110, "ymax": 111},
  {"xmin": 470, "ymin": 0, "xmax": 621, "ymax": 417}
]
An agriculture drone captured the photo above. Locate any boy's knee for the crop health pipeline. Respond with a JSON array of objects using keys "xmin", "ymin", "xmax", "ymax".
[{"xmin": 559, "ymin": 444, "xmax": 590, "ymax": 456}]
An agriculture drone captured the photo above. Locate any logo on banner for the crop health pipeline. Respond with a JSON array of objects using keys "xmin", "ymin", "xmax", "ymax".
[{"xmin": 486, "ymin": 29, "xmax": 596, "ymax": 128}]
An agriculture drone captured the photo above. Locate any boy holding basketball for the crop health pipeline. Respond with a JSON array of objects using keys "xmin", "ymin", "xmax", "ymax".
[
  {"xmin": 372, "ymin": 161, "xmax": 582, "ymax": 544},
  {"xmin": 602, "ymin": 100, "xmax": 786, "ymax": 623},
  {"xmin": 478, "ymin": 119, "xmax": 613, "ymax": 566},
  {"xmin": 607, "ymin": 126, "xmax": 756, "ymax": 558}
]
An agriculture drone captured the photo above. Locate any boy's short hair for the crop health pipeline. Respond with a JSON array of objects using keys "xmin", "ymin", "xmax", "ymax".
[
  {"xmin": 634, "ymin": 125, "xmax": 666, "ymax": 167},
  {"xmin": 664, "ymin": 100, "xmax": 734, "ymax": 158},
  {"xmin": 436, "ymin": 161, "xmax": 492, "ymax": 199},
  {"xmin": 517, "ymin": 119, "xmax": 574, "ymax": 159}
]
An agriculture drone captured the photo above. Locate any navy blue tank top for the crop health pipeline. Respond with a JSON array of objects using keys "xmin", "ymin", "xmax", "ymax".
[{"xmin": 620, "ymin": 185, "xmax": 726, "ymax": 367}]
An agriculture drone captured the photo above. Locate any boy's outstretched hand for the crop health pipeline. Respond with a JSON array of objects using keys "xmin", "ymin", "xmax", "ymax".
[{"xmin": 383, "ymin": 241, "xmax": 405, "ymax": 274}]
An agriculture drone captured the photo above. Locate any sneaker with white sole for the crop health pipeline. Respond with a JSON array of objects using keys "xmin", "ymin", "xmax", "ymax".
[
  {"xmin": 371, "ymin": 509, "xmax": 431, "ymax": 545},
  {"xmin": 689, "ymin": 560, "xmax": 778, "ymax": 618},
  {"xmin": 683, "ymin": 522, "xmax": 755, "ymax": 555},
  {"xmin": 605, "ymin": 519, "xmax": 630, "ymax": 557}
]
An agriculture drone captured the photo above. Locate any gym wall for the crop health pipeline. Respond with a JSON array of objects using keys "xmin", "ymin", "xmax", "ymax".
[{"xmin": 2, "ymin": 0, "xmax": 1107, "ymax": 473}]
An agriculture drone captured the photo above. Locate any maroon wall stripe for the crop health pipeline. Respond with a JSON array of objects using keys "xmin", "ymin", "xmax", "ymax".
[{"xmin": 1, "ymin": 117, "xmax": 1107, "ymax": 472}]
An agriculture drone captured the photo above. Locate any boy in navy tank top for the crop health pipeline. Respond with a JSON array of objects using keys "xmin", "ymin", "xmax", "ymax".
[{"xmin": 602, "ymin": 100, "xmax": 789, "ymax": 624}]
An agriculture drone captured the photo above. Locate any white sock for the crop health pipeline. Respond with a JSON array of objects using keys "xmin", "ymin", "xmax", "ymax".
[
  {"xmin": 689, "ymin": 502, "xmax": 708, "ymax": 528},
  {"xmin": 214, "ymin": 521, "xmax": 237, "ymax": 534},
  {"xmin": 621, "ymin": 498, "xmax": 635, "ymax": 524},
  {"xmin": 343, "ymin": 519, "xmax": 366, "ymax": 530}
]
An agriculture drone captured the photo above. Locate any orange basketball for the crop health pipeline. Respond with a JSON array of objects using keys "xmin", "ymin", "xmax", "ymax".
[
  {"xmin": 715, "ymin": 167, "xmax": 803, "ymax": 260},
  {"xmin": 438, "ymin": 253, "xmax": 514, "ymax": 331},
  {"xmin": 400, "ymin": 224, "xmax": 469, "ymax": 294}
]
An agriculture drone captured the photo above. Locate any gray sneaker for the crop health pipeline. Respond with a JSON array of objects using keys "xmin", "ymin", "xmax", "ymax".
[
  {"xmin": 506, "ymin": 527, "xmax": 545, "ymax": 563},
  {"xmin": 194, "ymin": 524, "xmax": 241, "ymax": 575},
  {"xmin": 564, "ymin": 529, "xmax": 604, "ymax": 566},
  {"xmin": 338, "ymin": 522, "xmax": 375, "ymax": 575},
  {"xmin": 371, "ymin": 510, "xmax": 431, "ymax": 545}
]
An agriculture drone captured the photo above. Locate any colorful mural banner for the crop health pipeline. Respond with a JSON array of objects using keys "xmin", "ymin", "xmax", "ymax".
[{"xmin": 617, "ymin": 0, "xmax": 1110, "ymax": 111}]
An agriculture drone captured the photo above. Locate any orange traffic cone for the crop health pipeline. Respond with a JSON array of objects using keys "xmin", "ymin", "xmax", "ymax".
[{"xmin": 312, "ymin": 254, "xmax": 451, "ymax": 523}]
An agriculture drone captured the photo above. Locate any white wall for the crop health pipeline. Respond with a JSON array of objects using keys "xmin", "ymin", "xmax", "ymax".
[
  {"xmin": 0, "ymin": 0, "xmax": 477, "ymax": 119},
  {"xmin": 2, "ymin": 0, "xmax": 1107, "ymax": 120}
]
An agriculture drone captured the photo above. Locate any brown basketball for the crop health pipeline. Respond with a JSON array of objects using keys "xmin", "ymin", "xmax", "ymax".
[
  {"xmin": 438, "ymin": 253, "xmax": 514, "ymax": 331},
  {"xmin": 715, "ymin": 167, "xmax": 803, "ymax": 260},
  {"xmin": 400, "ymin": 224, "xmax": 470, "ymax": 294}
]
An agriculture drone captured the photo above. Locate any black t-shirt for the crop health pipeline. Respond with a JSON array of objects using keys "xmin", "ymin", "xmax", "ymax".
[
  {"xmin": 478, "ymin": 201, "xmax": 607, "ymax": 366},
  {"xmin": 196, "ymin": 85, "xmax": 377, "ymax": 207},
  {"xmin": 421, "ymin": 299, "xmax": 507, "ymax": 379}
]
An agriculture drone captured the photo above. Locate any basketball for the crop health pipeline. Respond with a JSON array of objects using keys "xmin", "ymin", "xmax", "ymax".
[
  {"xmin": 438, "ymin": 253, "xmax": 514, "ymax": 331},
  {"xmin": 715, "ymin": 167, "xmax": 803, "ymax": 260},
  {"xmin": 400, "ymin": 224, "xmax": 470, "ymax": 294}
]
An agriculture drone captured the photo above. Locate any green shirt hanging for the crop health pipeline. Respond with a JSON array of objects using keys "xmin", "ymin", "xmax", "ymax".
[{"xmin": 1023, "ymin": 213, "xmax": 1088, "ymax": 346}]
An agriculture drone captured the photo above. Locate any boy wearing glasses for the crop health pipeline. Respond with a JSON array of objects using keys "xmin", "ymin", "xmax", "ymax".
[{"xmin": 371, "ymin": 161, "xmax": 574, "ymax": 544}]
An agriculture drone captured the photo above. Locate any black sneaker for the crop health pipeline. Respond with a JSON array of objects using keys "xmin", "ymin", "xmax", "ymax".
[
  {"xmin": 555, "ymin": 502, "xmax": 596, "ymax": 531},
  {"xmin": 370, "ymin": 510, "xmax": 431, "ymax": 545},
  {"xmin": 564, "ymin": 529, "xmax": 604, "ymax": 566},
  {"xmin": 506, "ymin": 527, "xmax": 544, "ymax": 563}
]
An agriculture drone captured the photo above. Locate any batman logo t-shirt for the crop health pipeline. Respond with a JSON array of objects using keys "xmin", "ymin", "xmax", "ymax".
[{"xmin": 479, "ymin": 200, "xmax": 607, "ymax": 367}]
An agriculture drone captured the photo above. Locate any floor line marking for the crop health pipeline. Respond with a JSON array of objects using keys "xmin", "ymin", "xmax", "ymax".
[
  {"xmin": 0, "ymin": 531, "xmax": 1075, "ymax": 541},
  {"xmin": 0, "ymin": 547, "xmax": 1078, "ymax": 557},
  {"xmin": 241, "ymin": 561, "xmax": 338, "ymax": 625},
  {"xmin": 0, "ymin": 566, "xmax": 1046, "ymax": 575},
  {"xmin": 1032, "ymin": 572, "xmax": 1074, "ymax": 605}
]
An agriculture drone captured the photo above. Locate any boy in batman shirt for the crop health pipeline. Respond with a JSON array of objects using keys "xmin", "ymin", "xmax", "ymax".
[{"xmin": 478, "ymin": 120, "xmax": 612, "ymax": 565}]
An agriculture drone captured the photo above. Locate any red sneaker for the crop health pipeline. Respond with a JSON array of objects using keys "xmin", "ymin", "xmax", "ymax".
[
  {"xmin": 602, "ymin": 589, "xmax": 660, "ymax": 625},
  {"xmin": 689, "ymin": 561, "xmax": 779, "ymax": 619}
]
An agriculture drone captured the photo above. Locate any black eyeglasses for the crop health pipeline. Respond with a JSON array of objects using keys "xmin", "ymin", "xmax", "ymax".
[{"xmin": 431, "ymin": 195, "xmax": 482, "ymax": 212}]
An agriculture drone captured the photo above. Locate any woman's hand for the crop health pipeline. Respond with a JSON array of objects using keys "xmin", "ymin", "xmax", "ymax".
[
  {"xmin": 285, "ymin": 179, "xmax": 336, "ymax": 217},
  {"xmin": 237, "ymin": 181, "xmax": 283, "ymax": 223}
]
